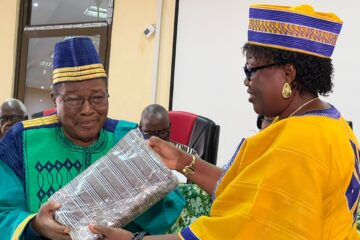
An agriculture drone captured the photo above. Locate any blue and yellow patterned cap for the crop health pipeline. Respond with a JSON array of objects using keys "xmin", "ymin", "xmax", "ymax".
[
  {"xmin": 247, "ymin": 4, "xmax": 343, "ymax": 58},
  {"xmin": 52, "ymin": 37, "xmax": 107, "ymax": 85}
]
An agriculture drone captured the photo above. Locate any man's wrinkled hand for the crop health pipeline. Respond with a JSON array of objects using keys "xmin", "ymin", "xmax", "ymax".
[{"xmin": 31, "ymin": 200, "xmax": 71, "ymax": 240}]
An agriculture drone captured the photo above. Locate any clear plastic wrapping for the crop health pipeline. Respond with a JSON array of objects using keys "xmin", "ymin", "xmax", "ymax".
[{"xmin": 50, "ymin": 129, "xmax": 179, "ymax": 240}]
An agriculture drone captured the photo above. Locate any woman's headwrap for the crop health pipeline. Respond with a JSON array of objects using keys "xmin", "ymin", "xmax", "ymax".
[{"xmin": 247, "ymin": 4, "xmax": 343, "ymax": 58}]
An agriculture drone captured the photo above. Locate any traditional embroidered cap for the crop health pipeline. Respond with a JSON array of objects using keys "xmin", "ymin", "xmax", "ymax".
[
  {"xmin": 52, "ymin": 37, "xmax": 107, "ymax": 85},
  {"xmin": 247, "ymin": 4, "xmax": 343, "ymax": 58}
]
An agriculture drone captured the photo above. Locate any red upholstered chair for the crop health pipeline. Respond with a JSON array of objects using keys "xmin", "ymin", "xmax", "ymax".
[
  {"xmin": 168, "ymin": 111, "xmax": 220, "ymax": 165},
  {"xmin": 30, "ymin": 108, "xmax": 56, "ymax": 119}
]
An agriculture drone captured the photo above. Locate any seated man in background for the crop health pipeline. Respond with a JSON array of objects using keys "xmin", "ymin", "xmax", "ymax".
[
  {"xmin": 0, "ymin": 37, "xmax": 184, "ymax": 239},
  {"xmin": 139, "ymin": 104, "xmax": 211, "ymax": 233},
  {"xmin": 0, "ymin": 98, "xmax": 28, "ymax": 138},
  {"xmin": 139, "ymin": 104, "xmax": 198, "ymax": 156},
  {"xmin": 30, "ymin": 108, "xmax": 57, "ymax": 119}
]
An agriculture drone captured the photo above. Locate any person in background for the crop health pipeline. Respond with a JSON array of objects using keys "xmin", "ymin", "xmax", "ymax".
[
  {"xmin": 0, "ymin": 98, "xmax": 28, "ymax": 138},
  {"xmin": 256, "ymin": 114, "xmax": 274, "ymax": 130},
  {"xmin": 0, "ymin": 37, "xmax": 184, "ymax": 239},
  {"xmin": 30, "ymin": 108, "xmax": 57, "ymax": 119},
  {"xmin": 139, "ymin": 104, "xmax": 210, "ymax": 233},
  {"xmin": 139, "ymin": 104, "xmax": 198, "ymax": 156},
  {"xmin": 89, "ymin": 4, "xmax": 360, "ymax": 240}
]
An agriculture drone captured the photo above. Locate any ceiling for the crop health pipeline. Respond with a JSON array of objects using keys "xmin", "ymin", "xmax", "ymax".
[
  {"xmin": 31, "ymin": 0, "xmax": 108, "ymax": 25},
  {"xmin": 25, "ymin": 0, "xmax": 107, "ymax": 90}
]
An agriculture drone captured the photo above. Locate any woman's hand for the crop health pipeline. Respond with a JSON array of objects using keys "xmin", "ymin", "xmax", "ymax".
[
  {"xmin": 89, "ymin": 224, "xmax": 133, "ymax": 240},
  {"xmin": 148, "ymin": 136, "xmax": 223, "ymax": 195},
  {"xmin": 31, "ymin": 200, "xmax": 71, "ymax": 240},
  {"xmin": 147, "ymin": 137, "xmax": 192, "ymax": 172}
]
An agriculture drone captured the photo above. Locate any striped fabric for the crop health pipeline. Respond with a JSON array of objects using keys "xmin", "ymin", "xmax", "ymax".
[
  {"xmin": 50, "ymin": 129, "xmax": 178, "ymax": 240},
  {"xmin": 52, "ymin": 64, "xmax": 107, "ymax": 84},
  {"xmin": 52, "ymin": 37, "xmax": 107, "ymax": 85},
  {"xmin": 248, "ymin": 4, "xmax": 343, "ymax": 58}
]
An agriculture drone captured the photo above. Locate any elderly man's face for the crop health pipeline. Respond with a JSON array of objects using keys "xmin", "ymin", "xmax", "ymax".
[
  {"xmin": 52, "ymin": 78, "xmax": 108, "ymax": 147},
  {"xmin": 0, "ymin": 102, "xmax": 27, "ymax": 137},
  {"xmin": 140, "ymin": 116, "xmax": 171, "ymax": 141}
]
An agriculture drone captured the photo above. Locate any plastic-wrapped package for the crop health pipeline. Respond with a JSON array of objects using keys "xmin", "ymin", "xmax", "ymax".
[{"xmin": 50, "ymin": 129, "xmax": 179, "ymax": 240}]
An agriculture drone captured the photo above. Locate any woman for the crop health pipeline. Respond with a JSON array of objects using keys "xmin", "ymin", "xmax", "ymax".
[{"xmin": 89, "ymin": 4, "xmax": 360, "ymax": 240}]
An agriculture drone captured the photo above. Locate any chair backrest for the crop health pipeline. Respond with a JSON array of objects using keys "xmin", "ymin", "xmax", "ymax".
[
  {"xmin": 168, "ymin": 111, "xmax": 220, "ymax": 165},
  {"xmin": 31, "ymin": 108, "xmax": 57, "ymax": 119}
]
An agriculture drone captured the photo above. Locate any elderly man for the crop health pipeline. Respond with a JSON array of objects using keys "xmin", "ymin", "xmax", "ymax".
[
  {"xmin": 0, "ymin": 37, "xmax": 184, "ymax": 239},
  {"xmin": 139, "ymin": 104, "xmax": 197, "ymax": 156},
  {"xmin": 139, "ymin": 104, "xmax": 210, "ymax": 234},
  {"xmin": 0, "ymin": 98, "xmax": 27, "ymax": 138}
]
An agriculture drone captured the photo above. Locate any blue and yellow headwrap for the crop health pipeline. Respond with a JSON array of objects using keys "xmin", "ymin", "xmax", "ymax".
[
  {"xmin": 52, "ymin": 37, "xmax": 107, "ymax": 85},
  {"xmin": 247, "ymin": 4, "xmax": 343, "ymax": 58}
]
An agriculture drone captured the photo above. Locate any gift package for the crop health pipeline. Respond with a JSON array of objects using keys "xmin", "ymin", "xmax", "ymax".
[{"xmin": 50, "ymin": 129, "xmax": 179, "ymax": 240}]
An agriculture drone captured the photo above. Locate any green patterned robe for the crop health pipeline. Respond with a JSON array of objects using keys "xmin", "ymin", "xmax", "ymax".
[{"xmin": 0, "ymin": 115, "xmax": 184, "ymax": 239}]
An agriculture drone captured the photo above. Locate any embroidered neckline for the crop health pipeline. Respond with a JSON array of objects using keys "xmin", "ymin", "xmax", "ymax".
[
  {"xmin": 273, "ymin": 104, "xmax": 340, "ymax": 124},
  {"xmin": 55, "ymin": 126, "xmax": 108, "ymax": 153},
  {"xmin": 296, "ymin": 104, "xmax": 340, "ymax": 119}
]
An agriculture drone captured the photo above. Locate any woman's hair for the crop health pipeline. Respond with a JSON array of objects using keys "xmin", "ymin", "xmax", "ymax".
[{"xmin": 242, "ymin": 43, "xmax": 334, "ymax": 96}]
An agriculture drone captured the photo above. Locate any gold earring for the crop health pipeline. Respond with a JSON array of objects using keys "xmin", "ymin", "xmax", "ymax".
[{"xmin": 282, "ymin": 83, "xmax": 292, "ymax": 99}]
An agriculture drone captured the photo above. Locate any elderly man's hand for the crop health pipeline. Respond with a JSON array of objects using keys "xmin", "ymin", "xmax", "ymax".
[
  {"xmin": 31, "ymin": 200, "xmax": 71, "ymax": 240},
  {"xmin": 89, "ymin": 224, "xmax": 133, "ymax": 240}
]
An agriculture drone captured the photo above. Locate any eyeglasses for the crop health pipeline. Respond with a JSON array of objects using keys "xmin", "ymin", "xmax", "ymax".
[
  {"xmin": 0, "ymin": 115, "xmax": 27, "ymax": 125},
  {"xmin": 139, "ymin": 126, "xmax": 170, "ymax": 140},
  {"xmin": 57, "ymin": 93, "xmax": 109, "ymax": 109},
  {"xmin": 243, "ymin": 63, "xmax": 279, "ymax": 80}
]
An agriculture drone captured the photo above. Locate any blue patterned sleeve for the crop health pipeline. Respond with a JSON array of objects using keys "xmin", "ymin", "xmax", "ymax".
[
  {"xmin": 0, "ymin": 122, "xmax": 25, "ymax": 180},
  {"xmin": 0, "ymin": 123, "xmax": 37, "ymax": 239},
  {"xmin": 0, "ymin": 160, "xmax": 35, "ymax": 239}
]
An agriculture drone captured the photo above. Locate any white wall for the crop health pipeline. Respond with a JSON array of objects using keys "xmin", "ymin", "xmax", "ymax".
[
  {"xmin": 173, "ymin": 0, "xmax": 360, "ymax": 166},
  {"xmin": 0, "ymin": 0, "xmax": 19, "ymax": 100}
]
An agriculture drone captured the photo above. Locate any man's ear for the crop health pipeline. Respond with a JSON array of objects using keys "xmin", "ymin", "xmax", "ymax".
[
  {"xmin": 282, "ymin": 64, "xmax": 296, "ymax": 84},
  {"xmin": 51, "ymin": 92, "xmax": 57, "ymax": 107}
]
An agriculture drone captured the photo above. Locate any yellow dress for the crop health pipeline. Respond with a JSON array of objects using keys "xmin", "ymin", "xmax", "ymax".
[{"xmin": 180, "ymin": 107, "xmax": 360, "ymax": 239}]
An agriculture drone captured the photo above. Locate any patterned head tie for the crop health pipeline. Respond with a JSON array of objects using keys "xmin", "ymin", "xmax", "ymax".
[
  {"xmin": 247, "ymin": 4, "xmax": 343, "ymax": 58},
  {"xmin": 52, "ymin": 37, "xmax": 107, "ymax": 85}
]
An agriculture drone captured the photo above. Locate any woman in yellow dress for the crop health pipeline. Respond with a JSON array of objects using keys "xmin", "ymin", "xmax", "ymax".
[{"xmin": 89, "ymin": 4, "xmax": 360, "ymax": 240}]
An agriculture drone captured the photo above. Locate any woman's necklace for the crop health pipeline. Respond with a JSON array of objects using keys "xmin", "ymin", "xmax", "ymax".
[{"xmin": 289, "ymin": 97, "xmax": 319, "ymax": 117}]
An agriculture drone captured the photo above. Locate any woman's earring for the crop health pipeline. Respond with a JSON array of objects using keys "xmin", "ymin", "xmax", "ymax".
[{"xmin": 282, "ymin": 83, "xmax": 292, "ymax": 99}]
